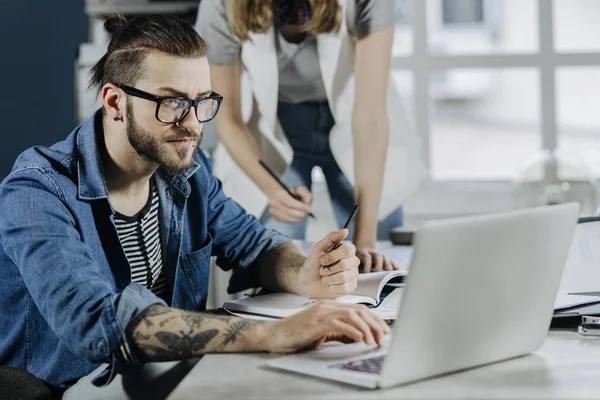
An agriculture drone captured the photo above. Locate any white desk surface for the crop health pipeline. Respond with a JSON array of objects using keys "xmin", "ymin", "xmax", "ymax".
[{"xmin": 168, "ymin": 331, "xmax": 600, "ymax": 399}]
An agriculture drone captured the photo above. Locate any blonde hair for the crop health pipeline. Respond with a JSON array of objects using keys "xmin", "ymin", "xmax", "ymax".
[{"xmin": 226, "ymin": 0, "xmax": 342, "ymax": 42}]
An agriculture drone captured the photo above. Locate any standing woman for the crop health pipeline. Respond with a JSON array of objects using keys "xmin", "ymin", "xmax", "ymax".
[{"xmin": 196, "ymin": 0, "xmax": 426, "ymax": 272}]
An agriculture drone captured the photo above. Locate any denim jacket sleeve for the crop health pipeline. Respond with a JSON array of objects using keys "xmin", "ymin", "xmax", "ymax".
[
  {"xmin": 198, "ymin": 157, "xmax": 290, "ymax": 293},
  {"xmin": 0, "ymin": 167, "xmax": 166, "ymax": 386}
]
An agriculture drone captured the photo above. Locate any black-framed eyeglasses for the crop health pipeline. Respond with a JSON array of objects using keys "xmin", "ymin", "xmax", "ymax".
[{"xmin": 117, "ymin": 84, "xmax": 223, "ymax": 124}]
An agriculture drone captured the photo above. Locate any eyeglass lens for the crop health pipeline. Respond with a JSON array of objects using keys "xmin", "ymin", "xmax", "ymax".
[{"xmin": 158, "ymin": 97, "xmax": 219, "ymax": 123}]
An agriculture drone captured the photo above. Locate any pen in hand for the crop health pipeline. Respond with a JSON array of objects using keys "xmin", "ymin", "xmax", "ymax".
[
  {"xmin": 321, "ymin": 205, "xmax": 359, "ymax": 273},
  {"xmin": 331, "ymin": 205, "xmax": 359, "ymax": 251},
  {"xmin": 259, "ymin": 160, "xmax": 316, "ymax": 219}
]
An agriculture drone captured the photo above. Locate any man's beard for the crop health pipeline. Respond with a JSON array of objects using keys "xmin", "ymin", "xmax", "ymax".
[{"xmin": 126, "ymin": 107, "xmax": 202, "ymax": 175}]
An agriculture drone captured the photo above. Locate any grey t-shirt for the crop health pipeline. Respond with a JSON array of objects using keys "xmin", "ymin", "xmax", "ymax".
[{"xmin": 196, "ymin": 0, "xmax": 401, "ymax": 103}]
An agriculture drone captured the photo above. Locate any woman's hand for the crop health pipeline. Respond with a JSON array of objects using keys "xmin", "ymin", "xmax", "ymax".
[
  {"xmin": 355, "ymin": 244, "xmax": 400, "ymax": 273},
  {"xmin": 268, "ymin": 186, "xmax": 313, "ymax": 223}
]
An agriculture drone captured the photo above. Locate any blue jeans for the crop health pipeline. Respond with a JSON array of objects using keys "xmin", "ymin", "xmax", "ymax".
[{"xmin": 260, "ymin": 101, "xmax": 403, "ymax": 240}]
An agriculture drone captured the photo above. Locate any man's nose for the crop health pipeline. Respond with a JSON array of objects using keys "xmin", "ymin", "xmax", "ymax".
[{"xmin": 177, "ymin": 106, "xmax": 204, "ymax": 132}]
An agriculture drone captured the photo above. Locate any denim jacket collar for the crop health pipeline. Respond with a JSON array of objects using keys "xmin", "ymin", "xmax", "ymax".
[{"xmin": 75, "ymin": 110, "xmax": 200, "ymax": 202}]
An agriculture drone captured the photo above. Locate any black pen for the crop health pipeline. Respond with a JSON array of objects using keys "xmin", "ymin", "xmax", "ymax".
[
  {"xmin": 331, "ymin": 205, "xmax": 359, "ymax": 251},
  {"xmin": 259, "ymin": 160, "xmax": 316, "ymax": 219}
]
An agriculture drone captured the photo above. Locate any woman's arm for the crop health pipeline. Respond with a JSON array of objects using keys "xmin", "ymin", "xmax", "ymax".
[
  {"xmin": 351, "ymin": 25, "xmax": 398, "ymax": 272},
  {"xmin": 210, "ymin": 61, "xmax": 312, "ymax": 222},
  {"xmin": 211, "ymin": 61, "xmax": 276, "ymax": 196}
]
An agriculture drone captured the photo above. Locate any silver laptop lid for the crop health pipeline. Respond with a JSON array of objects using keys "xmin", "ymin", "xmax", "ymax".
[{"xmin": 380, "ymin": 203, "xmax": 580, "ymax": 388}]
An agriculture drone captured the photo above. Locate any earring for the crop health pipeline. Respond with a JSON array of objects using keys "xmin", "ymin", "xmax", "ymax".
[{"xmin": 113, "ymin": 116, "xmax": 122, "ymax": 122}]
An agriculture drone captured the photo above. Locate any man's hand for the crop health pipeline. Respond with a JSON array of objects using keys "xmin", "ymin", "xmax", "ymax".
[
  {"xmin": 268, "ymin": 186, "xmax": 312, "ymax": 223},
  {"xmin": 263, "ymin": 301, "xmax": 390, "ymax": 353},
  {"xmin": 296, "ymin": 229, "xmax": 360, "ymax": 299},
  {"xmin": 356, "ymin": 245, "xmax": 401, "ymax": 273}
]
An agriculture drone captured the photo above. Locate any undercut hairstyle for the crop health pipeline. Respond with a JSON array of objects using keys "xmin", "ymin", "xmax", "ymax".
[
  {"xmin": 227, "ymin": 0, "xmax": 341, "ymax": 42},
  {"xmin": 88, "ymin": 14, "xmax": 208, "ymax": 93}
]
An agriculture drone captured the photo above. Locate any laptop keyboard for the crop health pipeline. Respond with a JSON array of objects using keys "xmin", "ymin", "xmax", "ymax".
[{"xmin": 329, "ymin": 355, "xmax": 386, "ymax": 375}]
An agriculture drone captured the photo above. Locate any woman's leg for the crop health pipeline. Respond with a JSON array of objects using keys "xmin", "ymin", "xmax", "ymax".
[
  {"xmin": 260, "ymin": 101, "xmax": 331, "ymax": 239},
  {"xmin": 322, "ymin": 156, "xmax": 403, "ymax": 241}
]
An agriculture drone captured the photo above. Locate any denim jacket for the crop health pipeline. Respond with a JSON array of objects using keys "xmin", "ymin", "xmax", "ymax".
[{"xmin": 0, "ymin": 111, "xmax": 289, "ymax": 389}]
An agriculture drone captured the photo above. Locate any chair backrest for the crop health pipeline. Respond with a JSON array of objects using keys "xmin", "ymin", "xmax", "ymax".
[{"xmin": 0, "ymin": 366, "xmax": 53, "ymax": 400}]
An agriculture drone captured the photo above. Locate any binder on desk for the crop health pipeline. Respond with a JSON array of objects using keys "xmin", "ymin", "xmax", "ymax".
[
  {"xmin": 552, "ymin": 216, "xmax": 600, "ymax": 327},
  {"xmin": 551, "ymin": 302, "xmax": 600, "ymax": 329}
]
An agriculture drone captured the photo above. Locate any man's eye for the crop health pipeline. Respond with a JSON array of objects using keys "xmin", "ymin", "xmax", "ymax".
[{"xmin": 163, "ymin": 98, "xmax": 185, "ymax": 108}]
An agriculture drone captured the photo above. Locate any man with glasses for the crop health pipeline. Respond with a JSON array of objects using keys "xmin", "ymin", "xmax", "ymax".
[{"xmin": 0, "ymin": 14, "xmax": 388, "ymax": 397}]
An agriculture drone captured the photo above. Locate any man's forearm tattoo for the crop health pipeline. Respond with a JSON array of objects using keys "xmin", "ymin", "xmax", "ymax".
[
  {"xmin": 214, "ymin": 319, "xmax": 254, "ymax": 352},
  {"xmin": 127, "ymin": 304, "xmax": 263, "ymax": 362}
]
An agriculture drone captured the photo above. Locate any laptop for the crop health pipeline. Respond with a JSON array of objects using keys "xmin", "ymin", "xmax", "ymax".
[{"xmin": 266, "ymin": 203, "xmax": 580, "ymax": 389}]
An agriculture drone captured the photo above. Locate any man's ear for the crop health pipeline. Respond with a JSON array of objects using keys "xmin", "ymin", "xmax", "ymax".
[{"xmin": 101, "ymin": 83, "xmax": 125, "ymax": 121}]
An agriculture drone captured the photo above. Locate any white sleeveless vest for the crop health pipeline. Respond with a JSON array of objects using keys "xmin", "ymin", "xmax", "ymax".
[{"xmin": 212, "ymin": 0, "xmax": 428, "ymax": 219}]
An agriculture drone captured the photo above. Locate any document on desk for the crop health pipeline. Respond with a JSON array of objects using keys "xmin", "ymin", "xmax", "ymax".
[
  {"xmin": 554, "ymin": 218, "xmax": 600, "ymax": 311},
  {"xmin": 554, "ymin": 292, "xmax": 600, "ymax": 311}
]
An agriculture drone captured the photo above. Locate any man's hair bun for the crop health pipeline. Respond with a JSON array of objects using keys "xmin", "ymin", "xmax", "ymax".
[{"xmin": 104, "ymin": 14, "xmax": 128, "ymax": 36}]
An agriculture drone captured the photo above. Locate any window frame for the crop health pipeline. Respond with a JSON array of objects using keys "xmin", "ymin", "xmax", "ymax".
[{"xmin": 396, "ymin": 0, "xmax": 600, "ymax": 222}]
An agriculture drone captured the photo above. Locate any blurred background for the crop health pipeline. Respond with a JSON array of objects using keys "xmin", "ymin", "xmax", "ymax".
[{"xmin": 2, "ymin": 0, "xmax": 600, "ymax": 240}]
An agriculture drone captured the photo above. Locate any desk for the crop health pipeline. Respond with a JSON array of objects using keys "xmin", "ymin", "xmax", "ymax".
[{"xmin": 168, "ymin": 331, "xmax": 600, "ymax": 399}]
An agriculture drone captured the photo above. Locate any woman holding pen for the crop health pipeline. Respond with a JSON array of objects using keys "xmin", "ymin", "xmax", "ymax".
[{"xmin": 195, "ymin": 0, "xmax": 427, "ymax": 272}]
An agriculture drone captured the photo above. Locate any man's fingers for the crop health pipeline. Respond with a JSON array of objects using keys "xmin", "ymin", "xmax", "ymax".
[
  {"xmin": 315, "ymin": 229, "xmax": 348, "ymax": 253},
  {"xmin": 321, "ymin": 265, "xmax": 359, "ymax": 286},
  {"xmin": 320, "ymin": 255, "xmax": 360, "ymax": 277},
  {"xmin": 319, "ymin": 242, "xmax": 356, "ymax": 267},
  {"xmin": 299, "ymin": 303, "xmax": 388, "ymax": 348},
  {"xmin": 354, "ymin": 306, "xmax": 389, "ymax": 346},
  {"xmin": 327, "ymin": 319, "xmax": 364, "ymax": 343},
  {"xmin": 338, "ymin": 307, "xmax": 376, "ymax": 345}
]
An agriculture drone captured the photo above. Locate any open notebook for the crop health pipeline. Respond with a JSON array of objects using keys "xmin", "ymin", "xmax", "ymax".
[{"xmin": 222, "ymin": 270, "xmax": 406, "ymax": 320}]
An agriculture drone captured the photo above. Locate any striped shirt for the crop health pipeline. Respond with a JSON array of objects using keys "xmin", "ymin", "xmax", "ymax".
[
  {"xmin": 114, "ymin": 181, "xmax": 168, "ymax": 298},
  {"xmin": 114, "ymin": 180, "xmax": 167, "ymax": 366}
]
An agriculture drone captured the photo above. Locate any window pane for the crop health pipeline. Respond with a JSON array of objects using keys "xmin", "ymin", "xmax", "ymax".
[
  {"xmin": 554, "ymin": 0, "xmax": 600, "ymax": 53},
  {"xmin": 431, "ymin": 68, "xmax": 540, "ymax": 180},
  {"xmin": 557, "ymin": 67, "xmax": 600, "ymax": 174},
  {"xmin": 442, "ymin": 0, "xmax": 484, "ymax": 24},
  {"xmin": 428, "ymin": 0, "xmax": 538, "ymax": 54},
  {"xmin": 393, "ymin": 0, "xmax": 413, "ymax": 56},
  {"xmin": 390, "ymin": 70, "xmax": 415, "ymax": 116}
]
